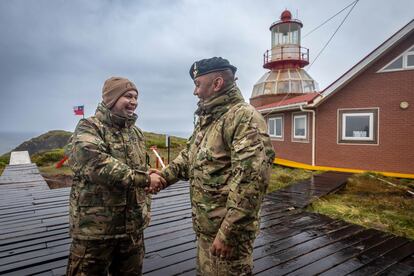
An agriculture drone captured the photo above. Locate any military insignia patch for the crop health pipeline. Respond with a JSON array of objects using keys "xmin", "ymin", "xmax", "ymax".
[{"xmin": 193, "ymin": 62, "xmax": 198, "ymax": 78}]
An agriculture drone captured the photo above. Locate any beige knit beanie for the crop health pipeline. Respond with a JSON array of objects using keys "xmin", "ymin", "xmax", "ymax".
[{"xmin": 102, "ymin": 77, "xmax": 138, "ymax": 109}]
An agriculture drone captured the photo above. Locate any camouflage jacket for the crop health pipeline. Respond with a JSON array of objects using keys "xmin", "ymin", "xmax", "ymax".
[
  {"xmin": 66, "ymin": 103, "xmax": 150, "ymax": 240},
  {"xmin": 162, "ymin": 84, "xmax": 275, "ymax": 245}
]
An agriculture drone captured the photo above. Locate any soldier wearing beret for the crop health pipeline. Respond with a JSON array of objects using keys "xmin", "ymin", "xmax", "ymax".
[
  {"xmin": 157, "ymin": 57, "xmax": 275, "ymax": 275},
  {"xmin": 65, "ymin": 77, "xmax": 166, "ymax": 275}
]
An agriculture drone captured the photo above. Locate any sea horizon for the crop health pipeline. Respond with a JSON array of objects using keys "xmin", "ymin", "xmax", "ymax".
[{"xmin": 0, "ymin": 131, "xmax": 43, "ymax": 155}]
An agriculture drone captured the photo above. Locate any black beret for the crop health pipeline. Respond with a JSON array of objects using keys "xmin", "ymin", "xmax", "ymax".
[{"xmin": 189, "ymin": 57, "xmax": 237, "ymax": 80}]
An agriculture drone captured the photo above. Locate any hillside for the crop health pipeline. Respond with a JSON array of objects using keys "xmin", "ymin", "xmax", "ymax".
[{"xmin": 11, "ymin": 130, "xmax": 72, "ymax": 155}]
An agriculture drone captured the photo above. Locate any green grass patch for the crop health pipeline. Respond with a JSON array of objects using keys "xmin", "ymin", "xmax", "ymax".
[
  {"xmin": 39, "ymin": 164, "xmax": 73, "ymax": 176},
  {"xmin": 267, "ymin": 165, "xmax": 320, "ymax": 193},
  {"xmin": 144, "ymin": 132, "xmax": 187, "ymax": 149},
  {"xmin": 309, "ymin": 173, "xmax": 414, "ymax": 240},
  {"xmin": 0, "ymin": 155, "xmax": 10, "ymax": 175},
  {"xmin": 31, "ymin": 148, "xmax": 65, "ymax": 166}
]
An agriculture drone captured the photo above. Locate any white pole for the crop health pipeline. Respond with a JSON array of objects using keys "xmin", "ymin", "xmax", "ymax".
[{"xmin": 151, "ymin": 147, "xmax": 166, "ymax": 168}]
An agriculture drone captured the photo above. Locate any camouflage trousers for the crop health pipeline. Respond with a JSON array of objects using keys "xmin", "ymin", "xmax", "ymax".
[
  {"xmin": 196, "ymin": 234, "xmax": 254, "ymax": 276},
  {"xmin": 66, "ymin": 233, "xmax": 145, "ymax": 276}
]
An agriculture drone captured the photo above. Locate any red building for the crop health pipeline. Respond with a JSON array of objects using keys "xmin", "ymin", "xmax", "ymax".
[{"xmin": 250, "ymin": 11, "xmax": 414, "ymax": 178}]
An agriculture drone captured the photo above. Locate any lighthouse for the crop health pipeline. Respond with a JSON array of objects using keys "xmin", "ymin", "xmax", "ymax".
[{"xmin": 250, "ymin": 10, "xmax": 318, "ymax": 107}]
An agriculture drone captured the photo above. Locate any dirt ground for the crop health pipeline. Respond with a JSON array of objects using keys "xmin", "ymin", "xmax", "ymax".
[{"xmin": 43, "ymin": 174, "xmax": 72, "ymax": 189}]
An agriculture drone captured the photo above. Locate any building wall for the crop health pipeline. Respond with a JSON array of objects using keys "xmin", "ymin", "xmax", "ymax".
[
  {"xmin": 316, "ymin": 33, "xmax": 414, "ymax": 174},
  {"xmin": 267, "ymin": 110, "xmax": 313, "ymax": 164}
]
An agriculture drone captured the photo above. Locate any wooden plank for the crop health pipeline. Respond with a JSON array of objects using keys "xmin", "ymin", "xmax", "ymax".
[
  {"xmin": 319, "ymin": 236, "xmax": 410, "ymax": 276},
  {"xmin": 253, "ymin": 224, "xmax": 364, "ymax": 274},
  {"xmin": 286, "ymin": 230, "xmax": 391, "ymax": 275},
  {"xmin": 348, "ymin": 242, "xmax": 414, "ymax": 275}
]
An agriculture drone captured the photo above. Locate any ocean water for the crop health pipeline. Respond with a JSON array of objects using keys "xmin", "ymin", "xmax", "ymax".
[{"xmin": 0, "ymin": 132, "xmax": 41, "ymax": 155}]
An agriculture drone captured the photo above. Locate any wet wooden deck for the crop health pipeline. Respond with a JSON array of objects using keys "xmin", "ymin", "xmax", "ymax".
[{"xmin": 1, "ymin": 164, "xmax": 414, "ymax": 275}]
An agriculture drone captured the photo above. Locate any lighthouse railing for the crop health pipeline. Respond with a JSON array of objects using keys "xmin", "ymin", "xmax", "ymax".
[{"xmin": 263, "ymin": 46, "xmax": 309, "ymax": 66}]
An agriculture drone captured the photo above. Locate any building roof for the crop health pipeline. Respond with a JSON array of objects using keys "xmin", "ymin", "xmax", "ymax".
[
  {"xmin": 316, "ymin": 19, "xmax": 414, "ymax": 106},
  {"xmin": 256, "ymin": 92, "xmax": 320, "ymax": 112}
]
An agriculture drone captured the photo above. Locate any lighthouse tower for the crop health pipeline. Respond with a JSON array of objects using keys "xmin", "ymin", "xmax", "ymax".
[{"xmin": 250, "ymin": 10, "xmax": 318, "ymax": 107}]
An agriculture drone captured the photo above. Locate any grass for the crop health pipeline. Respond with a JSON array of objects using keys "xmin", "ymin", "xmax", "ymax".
[
  {"xmin": 39, "ymin": 164, "xmax": 73, "ymax": 176},
  {"xmin": 0, "ymin": 154, "xmax": 10, "ymax": 175},
  {"xmin": 267, "ymin": 165, "xmax": 321, "ymax": 193},
  {"xmin": 308, "ymin": 172, "xmax": 414, "ymax": 240}
]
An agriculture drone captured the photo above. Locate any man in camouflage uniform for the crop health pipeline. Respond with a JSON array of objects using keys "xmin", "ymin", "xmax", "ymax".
[
  {"xmin": 66, "ymin": 77, "xmax": 166, "ymax": 275},
  {"xmin": 159, "ymin": 57, "xmax": 275, "ymax": 275}
]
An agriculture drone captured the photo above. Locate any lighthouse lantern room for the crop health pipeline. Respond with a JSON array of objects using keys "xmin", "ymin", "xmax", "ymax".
[{"xmin": 251, "ymin": 10, "xmax": 318, "ymax": 108}]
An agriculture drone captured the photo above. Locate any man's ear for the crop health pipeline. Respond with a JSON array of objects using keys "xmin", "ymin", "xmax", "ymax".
[{"xmin": 213, "ymin": 77, "xmax": 224, "ymax": 92}]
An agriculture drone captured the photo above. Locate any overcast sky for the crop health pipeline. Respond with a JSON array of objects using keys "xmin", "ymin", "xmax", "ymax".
[{"xmin": 0, "ymin": 0, "xmax": 412, "ymax": 138}]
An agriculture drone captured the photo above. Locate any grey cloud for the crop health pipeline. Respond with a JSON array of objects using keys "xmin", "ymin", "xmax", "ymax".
[{"xmin": 0, "ymin": 0, "xmax": 412, "ymax": 135}]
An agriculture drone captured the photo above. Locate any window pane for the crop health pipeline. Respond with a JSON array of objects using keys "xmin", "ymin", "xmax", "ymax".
[
  {"xmin": 303, "ymin": 81, "xmax": 314, "ymax": 92},
  {"xmin": 264, "ymin": 82, "xmax": 274, "ymax": 94},
  {"xmin": 268, "ymin": 119, "xmax": 275, "ymax": 135},
  {"xmin": 407, "ymin": 54, "xmax": 414, "ymax": 67},
  {"xmin": 345, "ymin": 115, "xmax": 370, "ymax": 137},
  {"xmin": 277, "ymin": 81, "xmax": 290, "ymax": 93},
  {"xmin": 275, "ymin": 119, "xmax": 282, "ymax": 136},
  {"xmin": 289, "ymin": 69, "xmax": 299, "ymax": 78},
  {"xmin": 291, "ymin": 80, "xmax": 302, "ymax": 93},
  {"xmin": 385, "ymin": 56, "xmax": 403, "ymax": 70},
  {"xmin": 278, "ymin": 70, "xmax": 289, "ymax": 80},
  {"xmin": 292, "ymin": 30, "xmax": 299, "ymax": 44},
  {"xmin": 294, "ymin": 117, "xmax": 306, "ymax": 137}
]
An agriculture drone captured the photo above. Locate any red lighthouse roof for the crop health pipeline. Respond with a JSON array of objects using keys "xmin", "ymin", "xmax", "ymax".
[{"xmin": 281, "ymin": 10, "xmax": 292, "ymax": 21}]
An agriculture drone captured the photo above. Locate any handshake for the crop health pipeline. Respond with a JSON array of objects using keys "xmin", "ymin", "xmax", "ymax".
[{"xmin": 144, "ymin": 169, "xmax": 167, "ymax": 194}]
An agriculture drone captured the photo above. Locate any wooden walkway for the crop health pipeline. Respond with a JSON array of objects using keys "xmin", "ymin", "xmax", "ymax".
[{"xmin": 1, "ymin": 164, "xmax": 414, "ymax": 275}]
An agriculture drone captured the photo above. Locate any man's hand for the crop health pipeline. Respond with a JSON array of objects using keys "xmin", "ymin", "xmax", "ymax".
[
  {"xmin": 145, "ymin": 172, "xmax": 167, "ymax": 194},
  {"xmin": 210, "ymin": 236, "xmax": 233, "ymax": 259},
  {"xmin": 149, "ymin": 168, "xmax": 162, "ymax": 176}
]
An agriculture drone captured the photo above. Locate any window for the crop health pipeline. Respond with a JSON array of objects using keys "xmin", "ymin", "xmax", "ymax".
[
  {"xmin": 268, "ymin": 116, "xmax": 283, "ymax": 138},
  {"xmin": 379, "ymin": 44, "xmax": 414, "ymax": 72},
  {"xmin": 338, "ymin": 109, "xmax": 378, "ymax": 144},
  {"xmin": 293, "ymin": 114, "xmax": 307, "ymax": 139}
]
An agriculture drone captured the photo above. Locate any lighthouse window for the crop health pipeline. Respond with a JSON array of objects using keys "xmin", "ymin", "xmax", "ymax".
[
  {"xmin": 292, "ymin": 30, "xmax": 299, "ymax": 44},
  {"xmin": 302, "ymin": 81, "xmax": 314, "ymax": 92},
  {"xmin": 277, "ymin": 81, "xmax": 290, "ymax": 93},
  {"xmin": 289, "ymin": 69, "xmax": 299, "ymax": 79},
  {"xmin": 291, "ymin": 81, "xmax": 302, "ymax": 93},
  {"xmin": 338, "ymin": 109, "xmax": 378, "ymax": 144},
  {"xmin": 264, "ymin": 82, "xmax": 274, "ymax": 94},
  {"xmin": 279, "ymin": 70, "xmax": 289, "ymax": 80}
]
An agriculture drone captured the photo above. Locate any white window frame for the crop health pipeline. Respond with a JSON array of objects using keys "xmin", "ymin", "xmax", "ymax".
[
  {"xmin": 378, "ymin": 44, "xmax": 414, "ymax": 73},
  {"xmin": 293, "ymin": 114, "xmax": 307, "ymax": 139},
  {"xmin": 337, "ymin": 108, "xmax": 379, "ymax": 145},
  {"xmin": 268, "ymin": 116, "xmax": 283, "ymax": 139},
  {"xmin": 341, "ymin": 113, "xmax": 374, "ymax": 141}
]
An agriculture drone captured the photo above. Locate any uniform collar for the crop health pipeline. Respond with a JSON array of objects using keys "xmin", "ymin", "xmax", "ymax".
[
  {"xmin": 95, "ymin": 102, "xmax": 137, "ymax": 128},
  {"xmin": 195, "ymin": 83, "xmax": 244, "ymax": 116}
]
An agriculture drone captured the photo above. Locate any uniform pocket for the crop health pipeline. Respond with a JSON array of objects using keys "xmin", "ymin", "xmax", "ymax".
[
  {"xmin": 78, "ymin": 189, "xmax": 126, "ymax": 206},
  {"xmin": 78, "ymin": 206, "xmax": 126, "ymax": 235}
]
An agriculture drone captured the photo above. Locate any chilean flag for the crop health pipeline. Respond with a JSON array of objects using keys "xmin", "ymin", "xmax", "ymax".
[{"xmin": 73, "ymin": 105, "xmax": 84, "ymax": 116}]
